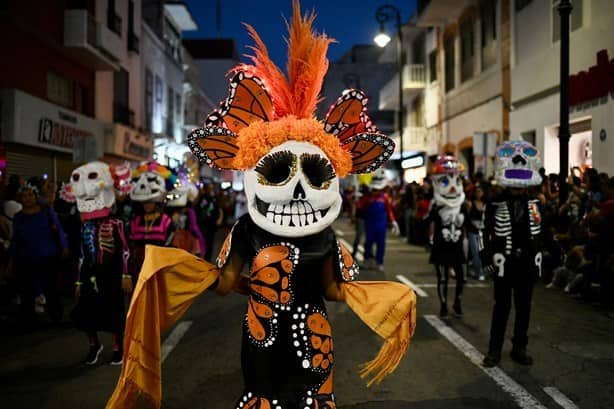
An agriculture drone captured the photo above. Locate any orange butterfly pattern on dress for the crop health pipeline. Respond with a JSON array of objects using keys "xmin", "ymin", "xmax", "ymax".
[
  {"xmin": 245, "ymin": 243, "xmax": 299, "ymax": 347},
  {"xmin": 187, "ymin": 72, "xmax": 273, "ymax": 170},
  {"xmin": 241, "ymin": 396, "xmax": 273, "ymax": 409},
  {"xmin": 324, "ymin": 89, "xmax": 394, "ymax": 174},
  {"xmin": 335, "ymin": 240, "xmax": 359, "ymax": 282}
]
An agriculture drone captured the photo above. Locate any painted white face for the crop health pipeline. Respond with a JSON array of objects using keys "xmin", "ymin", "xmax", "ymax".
[
  {"xmin": 70, "ymin": 162, "xmax": 115, "ymax": 214},
  {"xmin": 244, "ymin": 141, "xmax": 342, "ymax": 237},
  {"xmin": 495, "ymin": 141, "xmax": 542, "ymax": 188},
  {"xmin": 167, "ymin": 182, "xmax": 198, "ymax": 207},
  {"xmin": 130, "ymin": 171, "xmax": 166, "ymax": 202},
  {"xmin": 432, "ymin": 173, "xmax": 466, "ymax": 208}
]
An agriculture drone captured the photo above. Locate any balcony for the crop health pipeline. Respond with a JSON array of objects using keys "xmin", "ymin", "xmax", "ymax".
[
  {"xmin": 379, "ymin": 64, "xmax": 426, "ymax": 110},
  {"xmin": 64, "ymin": 9, "xmax": 123, "ymax": 70},
  {"xmin": 416, "ymin": 0, "xmax": 472, "ymax": 26},
  {"xmin": 390, "ymin": 126, "xmax": 438, "ymax": 156}
]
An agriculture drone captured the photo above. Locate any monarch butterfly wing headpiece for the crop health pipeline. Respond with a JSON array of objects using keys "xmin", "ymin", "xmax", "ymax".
[
  {"xmin": 324, "ymin": 89, "xmax": 395, "ymax": 174},
  {"xmin": 187, "ymin": 71, "xmax": 274, "ymax": 169}
]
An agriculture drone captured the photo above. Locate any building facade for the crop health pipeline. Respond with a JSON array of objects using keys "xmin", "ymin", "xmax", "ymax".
[
  {"xmin": 413, "ymin": 0, "xmax": 509, "ymax": 177},
  {"xmin": 510, "ymin": 0, "xmax": 614, "ymax": 176}
]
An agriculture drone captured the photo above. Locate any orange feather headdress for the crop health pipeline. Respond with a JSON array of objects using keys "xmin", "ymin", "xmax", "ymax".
[{"xmin": 187, "ymin": 0, "xmax": 395, "ymax": 177}]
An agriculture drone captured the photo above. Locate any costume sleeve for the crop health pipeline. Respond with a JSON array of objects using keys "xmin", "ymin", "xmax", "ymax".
[
  {"xmin": 384, "ymin": 193, "xmax": 396, "ymax": 223},
  {"xmin": 105, "ymin": 246, "xmax": 220, "ymax": 409},
  {"xmin": 335, "ymin": 280, "xmax": 416, "ymax": 387},
  {"xmin": 49, "ymin": 208, "xmax": 69, "ymax": 250},
  {"xmin": 186, "ymin": 207, "xmax": 206, "ymax": 258},
  {"xmin": 114, "ymin": 220, "xmax": 130, "ymax": 277}
]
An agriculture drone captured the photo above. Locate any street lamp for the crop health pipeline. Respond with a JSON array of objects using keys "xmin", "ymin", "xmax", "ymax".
[
  {"xmin": 558, "ymin": 0, "xmax": 572, "ymax": 203},
  {"xmin": 374, "ymin": 4, "xmax": 404, "ymax": 182}
]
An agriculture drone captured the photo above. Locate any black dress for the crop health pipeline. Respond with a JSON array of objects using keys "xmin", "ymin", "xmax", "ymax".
[
  {"xmin": 428, "ymin": 204, "xmax": 466, "ymax": 266},
  {"xmin": 218, "ymin": 215, "xmax": 357, "ymax": 409},
  {"xmin": 71, "ymin": 218, "xmax": 130, "ymax": 334}
]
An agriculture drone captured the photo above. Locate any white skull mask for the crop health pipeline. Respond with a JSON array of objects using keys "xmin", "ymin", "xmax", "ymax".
[
  {"xmin": 494, "ymin": 141, "xmax": 542, "ymax": 188},
  {"xmin": 70, "ymin": 162, "xmax": 115, "ymax": 218},
  {"xmin": 167, "ymin": 182, "xmax": 198, "ymax": 208},
  {"xmin": 433, "ymin": 173, "xmax": 466, "ymax": 208},
  {"xmin": 130, "ymin": 171, "xmax": 166, "ymax": 202},
  {"xmin": 244, "ymin": 141, "xmax": 342, "ymax": 237}
]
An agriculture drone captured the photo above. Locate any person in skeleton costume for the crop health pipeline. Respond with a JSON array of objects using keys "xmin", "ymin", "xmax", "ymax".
[
  {"xmin": 427, "ymin": 155, "xmax": 467, "ymax": 318},
  {"xmin": 166, "ymin": 176, "xmax": 205, "ymax": 257},
  {"xmin": 106, "ymin": 3, "xmax": 416, "ymax": 408},
  {"xmin": 482, "ymin": 141, "xmax": 543, "ymax": 367},
  {"xmin": 128, "ymin": 162, "xmax": 174, "ymax": 279},
  {"xmin": 67, "ymin": 161, "xmax": 131, "ymax": 365},
  {"xmin": 358, "ymin": 168, "xmax": 399, "ymax": 271}
]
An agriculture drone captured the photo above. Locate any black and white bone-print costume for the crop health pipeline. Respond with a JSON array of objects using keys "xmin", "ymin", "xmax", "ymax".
[{"xmin": 483, "ymin": 196, "xmax": 542, "ymax": 279}]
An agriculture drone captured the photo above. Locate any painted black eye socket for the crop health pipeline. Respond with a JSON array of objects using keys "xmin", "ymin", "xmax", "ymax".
[
  {"xmin": 88, "ymin": 172, "xmax": 98, "ymax": 180},
  {"xmin": 301, "ymin": 154, "xmax": 335, "ymax": 189},
  {"xmin": 72, "ymin": 173, "xmax": 80, "ymax": 182},
  {"xmin": 255, "ymin": 150, "xmax": 296, "ymax": 185},
  {"xmin": 147, "ymin": 176, "xmax": 159, "ymax": 183}
]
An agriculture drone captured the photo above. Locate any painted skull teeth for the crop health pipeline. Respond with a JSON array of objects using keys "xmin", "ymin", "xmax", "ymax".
[{"xmin": 256, "ymin": 196, "xmax": 329, "ymax": 228}]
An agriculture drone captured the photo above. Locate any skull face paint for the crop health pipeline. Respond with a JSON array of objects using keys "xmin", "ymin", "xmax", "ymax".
[
  {"xmin": 70, "ymin": 161, "xmax": 115, "ymax": 220},
  {"xmin": 167, "ymin": 182, "xmax": 198, "ymax": 208},
  {"xmin": 430, "ymin": 156, "xmax": 466, "ymax": 208},
  {"xmin": 244, "ymin": 141, "xmax": 342, "ymax": 237},
  {"xmin": 494, "ymin": 141, "xmax": 542, "ymax": 188}
]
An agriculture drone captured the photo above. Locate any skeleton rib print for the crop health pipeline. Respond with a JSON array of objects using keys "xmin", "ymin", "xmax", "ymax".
[{"xmin": 493, "ymin": 202, "xmax": 513, "ymax": 255}]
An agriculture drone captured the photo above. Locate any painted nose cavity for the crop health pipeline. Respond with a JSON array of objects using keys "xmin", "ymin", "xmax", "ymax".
[
  {"xmin": 512, "ymin": 154, "xmax": 527, "ymax": 165},
  {"xmin": 293, "ymin": 182, "xmax": 306, "ymax": 200}
]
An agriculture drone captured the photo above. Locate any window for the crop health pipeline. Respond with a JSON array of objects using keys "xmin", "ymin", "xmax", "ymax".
[
  {"xmin": 481, "ymin": 0, "xmax": 497, "ymax": 69},
  {"xmin": 107, "ymin": 0, "xmax": 122, "ymax": 36},
  {"xmin": 429, "ymin": 50, "xmax": 437, "ymax": 83},
  {"xmin": 155, "ymin": 75, "xmax": 163, "ymax": 116},
  {"xmin": 412, "ymin": 33, "xmax": 425, "ymax": 64},
  {"xmin": 145, "ymin": 69, "xmax": 153, "ymax": 132},
  {"xmin": 515, "ymin": 0, "xmax": 532, "ymax": 12},
  {"xmin": 521, "ymin": 130, "xmax": 536, "ymax": 146},
  {"xmin": 163, "ymin": 18, "xmax": 182, "ymax": 63},
  {"xmin": 175, "ymin": 92, "xmax": 181, "ymax": 118},
  {"xmin": 47, "ymin": 72, "xmax": 73, "ymax": 108},
  {"xmin": 444, "ymin": 35, "xmax": 455, "ymax": 92},
  {"xmin": 167, "ymin": 85, "xmax": 174, "ymax": 135},
  {"xmin": 460, "ymin": 17, "xmax": 474, "ymax": 82},
  {"xmin": 552, "ymin": 0, "xmax": 583, "ymax": 42},
  {"xmin": 113, "ymin": 68, "xmax": 131, "ymax": 125}
]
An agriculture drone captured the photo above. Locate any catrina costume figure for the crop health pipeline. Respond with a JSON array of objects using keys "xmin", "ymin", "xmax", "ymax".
[
  {"xmin": 166, "ymin": 177, "xmax": 205, "ymax": 257},
  {"xmin": 427, "ymin": 156, "xmax": 467, "ymax": 318},
  {"xmin": 106, "ymin": 3, "xmax": 416, "ymax": 408},
  {"xmin": 128, "ymin": 162, "xmax": 174, "ymax": 279},
  {"xmin": 67, "ymin": 161, "xmax": 132, "ymax": 366}
]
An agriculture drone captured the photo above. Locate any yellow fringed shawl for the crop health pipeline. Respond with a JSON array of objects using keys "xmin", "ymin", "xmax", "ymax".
[{"xmin": 106, "ymin": 246, "xmax": 220, "ymax": 409}]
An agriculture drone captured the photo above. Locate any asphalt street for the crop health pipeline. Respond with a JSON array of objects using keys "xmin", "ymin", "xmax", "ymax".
[{"xmin": 1, "ymin": 219, "xmax": 613, "ymax": 409}]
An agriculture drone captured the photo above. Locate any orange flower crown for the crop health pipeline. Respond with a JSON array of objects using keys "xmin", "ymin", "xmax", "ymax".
[{"xmin": 187, "ymin": 0, "xmax": 395, "ymax": 177}]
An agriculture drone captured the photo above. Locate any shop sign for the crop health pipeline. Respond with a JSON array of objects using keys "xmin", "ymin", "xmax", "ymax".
[
  {"xmin": 108, "ymin": 123, "xmax": 152, "ymax": 161},
  {"xmin": 38, "ymin": 117, "xmax": 93, "ymax": 149},
  {"xmin": 569, "ymin": 49, "xmax": 614, "ymax": 107}
]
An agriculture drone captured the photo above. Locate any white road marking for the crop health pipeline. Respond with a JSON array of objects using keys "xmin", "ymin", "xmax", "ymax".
[
  {"xmin": 396, "ymin": 275, "xmax": 429, "ymax": 297},
  {"xmin": 161, "ymin": 321, "xmax": 193, "ymax": 363},
  {"xmin": 424, "ymin": 315, "xmax": 548, "ymax": 409},
  {"xmin": 543, "ymin": 387, "xmax": 579, "ymax": 409}
]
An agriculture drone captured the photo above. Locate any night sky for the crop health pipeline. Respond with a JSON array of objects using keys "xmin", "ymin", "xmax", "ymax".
[{"xmin": 183, "ymin": 0, "xmax": 417, "ymax": 68}]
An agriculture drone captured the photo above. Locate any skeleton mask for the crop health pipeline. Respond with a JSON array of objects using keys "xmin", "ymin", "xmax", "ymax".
[
  {"xmin": 431, "ymin": 156, "xmax": 465, "ymax": 208},
  {"xmin": 244, "ymin": 141, "xmax": 342, "ymax": 237},
  {"xmin": 494, "ymin": 141, "xmax": 542, "ymax": 188},
  {"xmin": 130, "ymin": 172, "xmax": 166, "ymax": 202},
  {"xmin": 167, "ymin": 182, "xmax": 198, "ymax": 208},
  {"xmin": 70, "ymin": 161, "xmax": 115, "ymax": 220}
]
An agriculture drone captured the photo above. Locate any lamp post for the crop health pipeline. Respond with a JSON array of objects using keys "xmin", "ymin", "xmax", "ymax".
[
  {"xmin": 558, "ymin": 0, "xmax": 572, "ymax": 204},
  {"xmin": 374, "ymin": 4, "xmax": 404, "ymax": 182}
]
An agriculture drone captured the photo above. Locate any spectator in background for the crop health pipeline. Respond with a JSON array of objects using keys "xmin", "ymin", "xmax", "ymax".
[
  {"xmin": 8, "ymin": 183, "xmax": 68, "ymax": 327},
  {"xmin": 401, "ymin": 183, "xmax": 416, "ymax": 244},
  {"xmin": 466, "ymin": 185, "xmax": 486, "ymax": 280},
  {"xmin": 351, "ymin": 184, "xmax": 368, "ymax": 259},
  {"xmin": 597, "ymin": 177, "xmax": 614, "ymax": 317},
  {"xmin": 197, "ymin": 184, "xmax": 223, "ymax": 262}
]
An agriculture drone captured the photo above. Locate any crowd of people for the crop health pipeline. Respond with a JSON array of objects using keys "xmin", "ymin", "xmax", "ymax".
[
  {"xmin": 342, "ymin": 164, "xmax": 614, "ymax": 318},
  {"xmin": 0, "ymin": 171, "xmax": 248, "ymax": 335}
]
